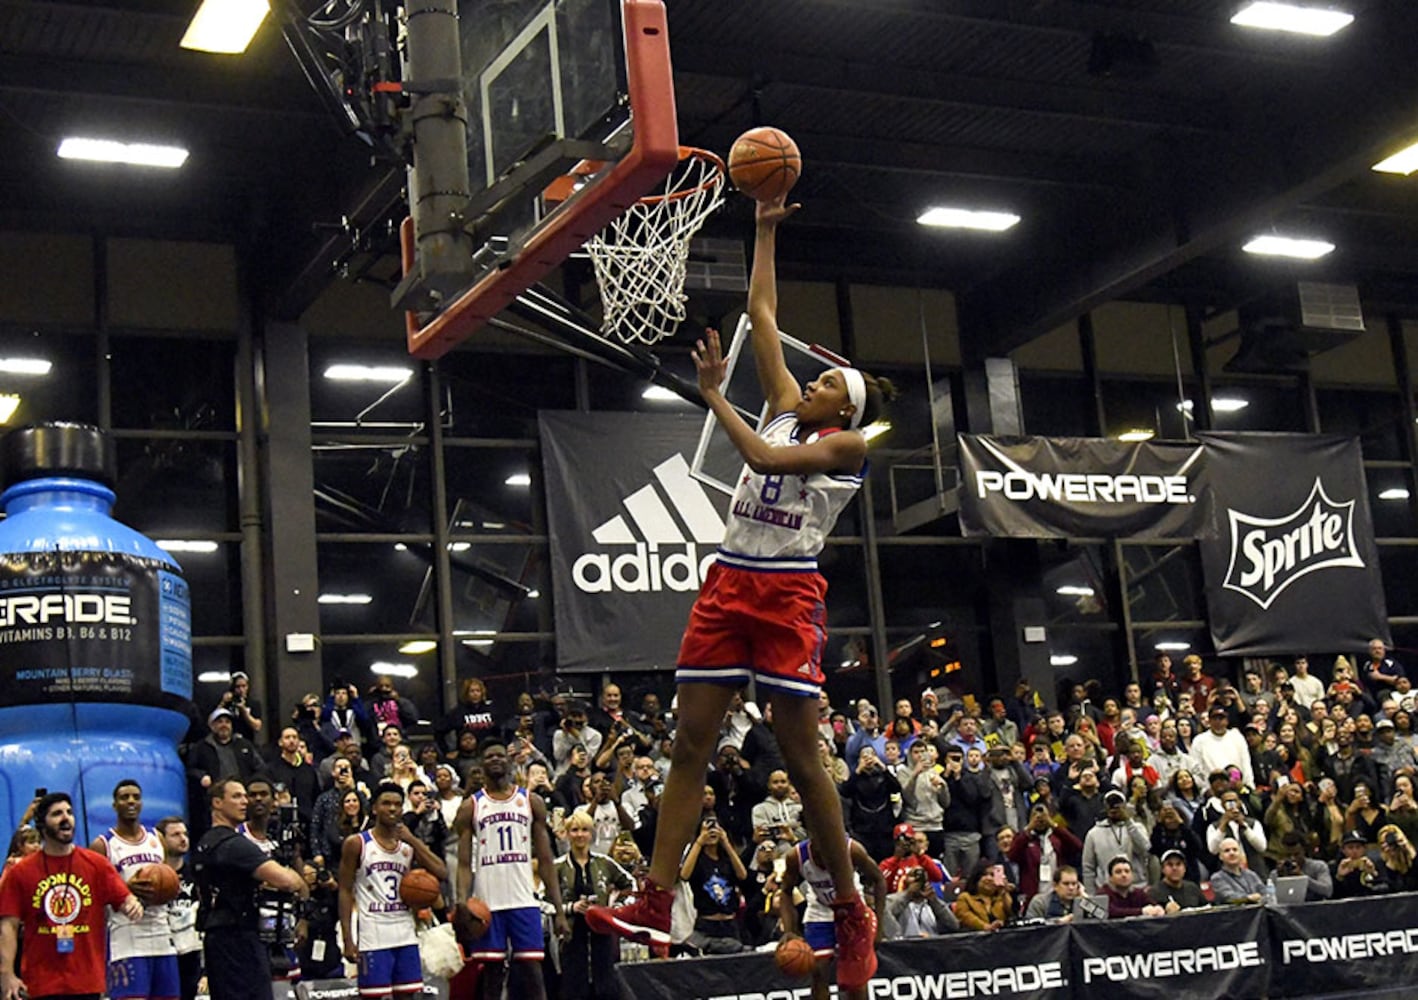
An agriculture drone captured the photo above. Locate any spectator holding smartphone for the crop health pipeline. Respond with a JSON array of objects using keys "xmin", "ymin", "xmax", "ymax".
[{"xmin": 681, "ymin": 815, "xmax": 747, "ymax": 953}]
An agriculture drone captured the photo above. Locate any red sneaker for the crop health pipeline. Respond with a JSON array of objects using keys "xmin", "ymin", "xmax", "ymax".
[
  {"xmin": 831, "ymin": 895, "xmax": 878, "ymax": 990},
  {"xmin": 585, "ymin": 883, "xmax": 673, "ymax": 953}
]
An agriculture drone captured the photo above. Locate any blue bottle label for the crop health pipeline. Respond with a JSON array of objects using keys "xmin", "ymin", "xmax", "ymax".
[{"xmin": 0, "ymin": 550, "xmax": 192, "ymax": 708}]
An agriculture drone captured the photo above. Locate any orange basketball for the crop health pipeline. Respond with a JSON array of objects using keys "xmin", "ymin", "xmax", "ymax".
[
  {"xmin": 399, "ymin": 869, "xmax": 442, "ymax": 909},
  {"xmin": 464, "ymin": 896, "xmax": 492, "ymax": 929},
  {"xmin": 774, "ymin": 936, "xmax": 817, "ymax": 978},
  {"xmin": 132, "ymin": 863, "xmax": 181, "ymax": 905},
  {"xmin": 728, "ymin": 126, "xmax": 801, "ymax": 202}
]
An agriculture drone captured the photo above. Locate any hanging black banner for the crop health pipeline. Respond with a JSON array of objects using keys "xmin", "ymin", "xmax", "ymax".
[
  {"xmin": 958, "ymin": 435, "xmax": 1207, "ymax": 539},
  {"xmin": 539, "ymin": 412, "xmax": 728, "ymax": 673},
  {"xmin": 1197, "ymin": 432, "xmax": 1387, "ymax": 657}
]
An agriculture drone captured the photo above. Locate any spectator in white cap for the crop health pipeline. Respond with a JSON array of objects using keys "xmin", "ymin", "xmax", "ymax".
[{"xmin": 1373, "ymin": 717, "xmax": 1416, "ymax": 781}]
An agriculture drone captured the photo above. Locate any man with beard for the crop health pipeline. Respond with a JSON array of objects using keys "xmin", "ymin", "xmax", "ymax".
[
  {"xmin": 91, "ymin": 781, "xmax": 177, "ymax": 1000},
  {"xmin": 155, "ymin": 817, "xmax": 204, "ymax": 1000},
  {"xmin": 194, "ymin": 780, "xmax": 309, "ymax": 1000},
  {"xmin": 0, "ymin": 792, "xmax": 141, "ymax": 1000},
  {"xmin": 455, "ymin": 738, "xmax": 569, "ymax": 998}
]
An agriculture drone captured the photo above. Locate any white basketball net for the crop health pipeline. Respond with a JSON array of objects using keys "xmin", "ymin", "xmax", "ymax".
[{"xmin": 585, "ymin": 149, "xmax": 726, "ymax": 345}]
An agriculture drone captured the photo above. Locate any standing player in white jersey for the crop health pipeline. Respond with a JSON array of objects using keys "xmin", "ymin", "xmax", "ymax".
[
  {"xmin": 91, "ymin": 780, "xmax": 179, "ymax": 1000},
  {"xmin": 338, "ymin": 783, "xmax": 447, "ymax": 1000},
  {"xmin": 778, "ymin": 838, "xmax": 886, "ymax": 1000},
  {"xmin": 588, "ymin": 194, "xmax": 896, "ymax": 992},
  {"xmin": 454, "ymin": 737, "xmax": 569, "ymax": 1000}
]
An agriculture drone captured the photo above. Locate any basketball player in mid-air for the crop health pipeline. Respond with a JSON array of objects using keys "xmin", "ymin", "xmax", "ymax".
[
  {"xmin": 338, "ymin": 783, "xmax": 448, "ymax": 1000},
  {"xmin": 588, "ymin": 192, "xmax": 895, "ymax": 991},
  {"xmin": 92, "ymin": 780, "xmax": 180, "ymax": 1000},
  {"xmin": 455, "ymin": 737, "xmax": 569, "ymax": 1000}
]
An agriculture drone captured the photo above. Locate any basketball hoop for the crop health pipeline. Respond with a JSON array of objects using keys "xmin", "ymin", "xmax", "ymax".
[{"xmin": 583, "ymin": 146, "xmax": 726, "ymax": 345}]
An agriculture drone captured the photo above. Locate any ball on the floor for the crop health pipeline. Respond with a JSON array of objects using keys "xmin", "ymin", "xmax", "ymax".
[
  {"xmin": 728, "ymin": 126, "xmax": 801, "ymax": 202},
  {"xmin": 775, "ymin": 936, "xmax": 817, "ymax": 978},
  {"xmin": 399, "ymin": 868, "xmax": 441, "ymax": 908}
]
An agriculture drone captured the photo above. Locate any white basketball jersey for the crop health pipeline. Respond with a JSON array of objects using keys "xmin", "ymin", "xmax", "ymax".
[
  {"xmin": 472, "ymin": 787, "xmax": 535, "ymax": 911},
  {"xmin": 796, "ymin": 838, "xmax": 860, "ymax": 925},
  {"xmin": 719, "ymin": 413, "xmax": 864, "ymax": 567},
  {"xmin": 353, "ymin": 831, "xmax": 418, "ymax": 950},
  {"xmin": 102, "ymin": 827, "xmax": 172, "ymax": 959}
]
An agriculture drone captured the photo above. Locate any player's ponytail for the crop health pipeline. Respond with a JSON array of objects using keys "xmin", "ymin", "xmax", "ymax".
[{"xmin": 859, "ymin": 373, "xmax": 899, "ymax": 429}]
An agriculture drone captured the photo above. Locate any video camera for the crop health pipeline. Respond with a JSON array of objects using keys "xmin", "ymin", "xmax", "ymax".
[{"xmin": 257, "ymin": 804, "xmax": 305, "ymax": 947}]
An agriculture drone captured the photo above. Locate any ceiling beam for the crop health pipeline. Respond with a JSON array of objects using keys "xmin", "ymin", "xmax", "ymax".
[{"xmin": 672, "ymin": 43, "xmax": 1227, "ymax": 134}]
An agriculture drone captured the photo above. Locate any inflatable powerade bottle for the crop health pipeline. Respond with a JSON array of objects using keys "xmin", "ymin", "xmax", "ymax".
[{"xmin": 0, "ymin": 423, "xmax": 192, "ymax": 840}]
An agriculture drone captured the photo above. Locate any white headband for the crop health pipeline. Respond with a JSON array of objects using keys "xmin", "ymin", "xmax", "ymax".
[{"xmin": 838, "ymin": 367, "xmax": 866, "ymax": 429}]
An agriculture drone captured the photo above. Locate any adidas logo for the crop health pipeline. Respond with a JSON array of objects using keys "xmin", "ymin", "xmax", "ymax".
[{"xmin": 572, "ymin": 453, "xmax": 727, "ymax": 594}]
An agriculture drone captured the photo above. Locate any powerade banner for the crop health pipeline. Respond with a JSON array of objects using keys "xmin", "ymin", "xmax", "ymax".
[
  {"xmin": 615, "ymin": 922, "xmax": 1072, "ymax": 1000},
  {"xmin": 540, "ymin": 412, "xmax": 727, "ymax": 672},
  {"xmin": 1070, "ymin": 904, "xmax": 1267, "ymax": 999},
  {"xmin": 0, "ymin": 550, "xmax": 192, "ymax": 707},
  {"xmin": 1197, "ymin": 432, "xmax": 1386, "ymax": 657},
  {"xmin": 958, "ymin": 435, "xmax": 1207, "ymax": 539},
  {"xmin": 617, "ymin": 896, "xmax": 1418, "ymax": 999}
]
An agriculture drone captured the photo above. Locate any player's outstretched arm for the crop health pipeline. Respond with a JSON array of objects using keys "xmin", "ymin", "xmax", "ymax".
[
  {"xmin": 747, "ymin": 194, "xmax": 804, "ymax": 418},
  {"xmin": 695, "ymin": 329, "xmax": 865, "ymax": 477}
]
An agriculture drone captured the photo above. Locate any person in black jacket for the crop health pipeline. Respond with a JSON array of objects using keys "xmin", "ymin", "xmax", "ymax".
[
  {"xmin": 940, "ymin": 745, "xmax": 988, "ymax": 877},
  {"xmin": 841, "ymin": 746, "xmax": 901, "ymax": 862},
  {"xmin": 186, "ymin": 708, "xmax": 267, "ymax": 836}
]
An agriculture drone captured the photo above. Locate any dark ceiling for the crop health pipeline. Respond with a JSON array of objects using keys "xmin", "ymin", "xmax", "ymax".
[{"xmin": 4, "ymin": 0, "xmax": 1418, "ymax": 363}]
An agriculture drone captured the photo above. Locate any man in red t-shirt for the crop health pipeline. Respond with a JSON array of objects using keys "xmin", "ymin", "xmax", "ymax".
[
  {"xmin": 876, "ymin": 823, "xmax": 946, "ymax": 893},
  {"xmin": 0, "ymin": 792, "xmax": 140, "ymax": 1000}
]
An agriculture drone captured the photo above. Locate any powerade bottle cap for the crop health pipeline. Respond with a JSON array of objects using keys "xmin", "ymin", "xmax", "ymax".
[{"xmin": 1, "ymin": 422, "xmax": 116, "ymax": 490}]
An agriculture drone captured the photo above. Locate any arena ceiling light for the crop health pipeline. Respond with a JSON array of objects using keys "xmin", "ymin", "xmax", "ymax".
[
  {"xmin": 318, "ymin": 593, "xmax": 372, "ymax": 605},
  {"xmin": 155, "ymin": 540, "xmax": 219, "ymax": 553},
  {"xmin": 862, "ymin": 420, "xmax": 892, "ymax": 442},
  {"xmin": 180, "ymin": 0, "xmax": 270, "ymax": 53},
  {"xmin": 1056, "ymin": 585, "xmax": 1095, "ymax": 597},
  {"xmin": 1050, "ymin": 654, "xmax": 1078, "ymax": 666},
  {"xmin": 0, "ymin": 396, "xmax": 20, "ymax": 424},
  {"xmin": 1178, "ymin": 397, "xmax": 1250, "ymax": 414},
  {"xmin": 197, "ymin": 670, "xmax": 232, "ymax": 683},
  {"xmin": 505, "ymin": 473, "xmax": 531, "ymax": 487},
  {"xmin": 1373, "ymin": 140, "xmax": 1418, "ymax": 176},
  {"xmin": 1379, "ymin": 487, "xmax": 1411, "ymax": 500},
  {"xmin": 323, "ymin": 364, "xmax": 413, "ymax": 383},
  {"xmin": 455, "ymin": 629, "xmax": 497, "ymax": 648},
  {"xmin": 1155, "ymin": 641, "xmax": 1192, "ymax": 651},
  {"xmin": 370, "ymin": 661, "xmax": 417, "ymax": 678},
  {"xmin": 1117, "ymin": 428, "xmax": 1154, "ymax": 442},
  {"xmin": 398, "ymin": 640, "xmax": 438, "ymax": 654},
  {"xmin": 641, "ymin": 386, "xmax": 684, "ymax": 402},
  {"xmin": 1230, "ymin": 2, "xmax": 1354, "ymax": 37},
  {"xmin": 58, "ymin": 138, "xmax": 188, "ymax": 169},
  {"xmin": 1241, "ymin": 234, "xmax": 1335, "ymax": 259},
  {"xmin": 917, "ymin": 207, "xmax": 1020, "ymax": 232},
  {"xmin": 0, "ymin": 358, "xmax": 51, "ymax": 375}
]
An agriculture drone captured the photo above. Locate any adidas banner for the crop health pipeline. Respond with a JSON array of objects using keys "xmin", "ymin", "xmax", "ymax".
[
  {"xmin": 540, "ymin": 412, "xmax": 727, "ymax": 673},
  {"xmin": 958, "ymin": 435, "xmax": 1208, "ymax": 539},
  {"xmin": 1197, "ymin": 432, "xmax": 1387, "ymax": 657}
]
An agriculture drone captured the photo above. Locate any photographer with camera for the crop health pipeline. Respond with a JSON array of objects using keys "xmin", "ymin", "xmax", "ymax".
[
  {"xmin": 1376, "ymin": 823, "xmax": 1418, "ymax": 892},
  {"xmin": 220, "ymin": 672, "xmax": 263, "ymax": 743},
  {"xmin": 1333, "ymin": 829, "xmax": 1390, "ymax": 897},
  {"xmin": 840, "ymin": 746, "xmax": 902, "ymax": 864},
  {"xmin": 885, "ymin": 864, "xmax": 957, "ymax": 939},
  {"xmin": 195, "ymin": 780, "xmax": 309, "ymax": 1000},
  {"xmin": 235, "ymin": 777, "xmax": 307, "ymax": 979}
]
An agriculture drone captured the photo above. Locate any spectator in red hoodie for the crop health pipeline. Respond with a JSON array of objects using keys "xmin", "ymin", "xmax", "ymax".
[{"xmin": 877, "ymin": 823, "xmax": 946, "ymax": 894}]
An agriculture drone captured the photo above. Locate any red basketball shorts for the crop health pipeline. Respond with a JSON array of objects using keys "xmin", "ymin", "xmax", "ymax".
[{"xmin": 676, "ymin": 559, "xmax": 827, "ymax": 697}]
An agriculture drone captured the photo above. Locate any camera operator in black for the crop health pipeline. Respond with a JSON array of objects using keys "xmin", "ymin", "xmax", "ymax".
[
  {"xmin": 296, "ymin": 865, "xmax": 342, "ymax": 980},
  {"xmin": 195, "ymin": 779, "xmax": 309, "ymax": 1000},
  {"xmin": 234, "ymin": 777, "xmax": 307, "ymax": 978}
]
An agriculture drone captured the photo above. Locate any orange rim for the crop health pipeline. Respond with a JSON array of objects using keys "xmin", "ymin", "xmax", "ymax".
[{"xmin": 635, "ymin": 146, "xmax": 725, "ymax": 205}]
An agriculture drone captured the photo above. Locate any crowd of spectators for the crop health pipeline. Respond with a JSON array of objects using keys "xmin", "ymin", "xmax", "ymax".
[{"xmin": 76, "ymin": 637, "xmax": 1412, "ymax": 995}]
